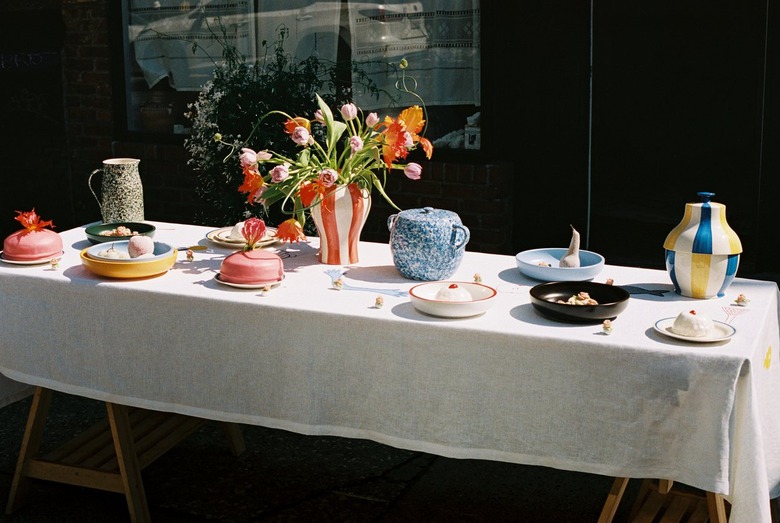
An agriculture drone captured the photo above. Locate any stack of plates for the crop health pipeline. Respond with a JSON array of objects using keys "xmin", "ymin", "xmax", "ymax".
[{"xmin": 206, "ymin": 227, "xmax": 279, "ymax": 249}]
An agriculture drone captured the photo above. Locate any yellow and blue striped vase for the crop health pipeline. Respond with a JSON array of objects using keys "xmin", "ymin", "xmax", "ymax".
[{"xmin": 663, "ymin": 192, "xmax": 742, "ymax": 299}]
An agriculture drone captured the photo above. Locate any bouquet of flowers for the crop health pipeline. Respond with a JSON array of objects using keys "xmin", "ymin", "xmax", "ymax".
[
  {"xmin": 216, "ymin": 61, "xmax": 433, "ymax": 243},
  {"xmin": 185, "ymin": 25, "xmax": 387, "ymax": 229}
]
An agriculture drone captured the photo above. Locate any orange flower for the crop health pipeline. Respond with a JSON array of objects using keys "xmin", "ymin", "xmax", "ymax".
[
  {"xmin": 379, "ymin": 105, "xmax": 434, "ymax": 167},
  {"xmin": 298, "ymin": 181, "xmax": 326, "ymax": 208},
  {"xmin": 275, "ymin": 218, "xmax": 306, "ymax": 243},
  {"xmin": 419, "ymin": 136, "xmax": 433, "ymax": 160},
  {"xmin": 398, "ymin": 106, "xmax": 424, "ymax": 136},
  {"xmin": 380, "ymin": 119, "xmax": 409, "ymax": 167},
  {"xmin": 397, "ymin": 107, "xmax": 433, "ymax": 160},
  {"xmin": 14, "ymin": 209, "xmax": 54, "ymax": 231},
  {"xmin": 238, "ymin": 168, "xmax": 265, "ymax": 204}
]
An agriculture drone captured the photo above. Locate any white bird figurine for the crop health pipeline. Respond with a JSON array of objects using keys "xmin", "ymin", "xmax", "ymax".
[{"xmin": 559, "ymin": 225, "xmax": 581, "ymax": 267}]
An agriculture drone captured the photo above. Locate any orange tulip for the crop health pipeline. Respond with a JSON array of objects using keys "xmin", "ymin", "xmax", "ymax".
[
  {"xmin": 238, "ymin": 168, "xmax": 265, "ymax": 204},
  {"xmin": 275, "ymin": 218, "xmax": 306, "ymax": 243}
]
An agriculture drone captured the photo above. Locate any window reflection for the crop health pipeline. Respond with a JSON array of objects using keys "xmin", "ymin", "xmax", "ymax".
[{"xmin": 121, "ymin": 0, "xmax": 480, "ymax": 149}]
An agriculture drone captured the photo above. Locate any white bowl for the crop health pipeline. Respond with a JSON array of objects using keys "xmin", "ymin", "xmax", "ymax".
[
  {"xmin": 409, "ymin": 281, "xmax": 497, "ymax": 318},
  {"xmin": 515, "ymin": 248, "xmax": 605, "ymax": 282}
]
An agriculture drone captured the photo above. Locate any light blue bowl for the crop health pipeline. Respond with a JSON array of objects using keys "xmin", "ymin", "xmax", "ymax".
[
  {"xmin": 515, "ymin": 248, "xmax": 605, "ymax": 282},
  {"xmin": 86, "ymin": 240, "xmax": 174, "ymax": 263}
]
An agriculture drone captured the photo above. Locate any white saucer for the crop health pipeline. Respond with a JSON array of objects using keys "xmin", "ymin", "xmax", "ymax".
[
  {"xmin": 206, "ymin": 227, "xmax": 279, "ymax": 249},
  {"xmin": 0, "ymin": 251, "xmax": 64, "ymax": 265},
  {"xmin": 214, "ymin": 273, "xmax": 283, "ymax": 289},
  {"xmin": 654, "ymin": 317, "xmax": 736, "ymax": 343}
]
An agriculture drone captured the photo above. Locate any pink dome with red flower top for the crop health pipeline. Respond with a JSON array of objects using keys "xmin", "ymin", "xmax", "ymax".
[
  {"xmin": 3, "ymin": 229, "xmax": 63, "ymax": 261},
  {"xmin": 3, "ymin": 209, "xmax": 63, "ymax": 261}
]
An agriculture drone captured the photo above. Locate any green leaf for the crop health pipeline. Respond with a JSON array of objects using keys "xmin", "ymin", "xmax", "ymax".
[
  {"xmin": 298, "ymin": 148, "xmax": 311, "ymax": 167},
  {"xmin": 316, "ymin": 94, "xmax": 346, "ymax": 156}
]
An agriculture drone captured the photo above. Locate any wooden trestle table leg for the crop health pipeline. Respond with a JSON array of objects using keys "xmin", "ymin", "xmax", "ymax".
[
  {"xmin": 597, "ymin": 476, "xmax": 629, "ymax": 523},
  {"xmin": 106, "ymin": 401, "xmax": 151, "ymax": 523},
  {"xmin": 5, "ymin": 386, "xmax": 53, "ymax": 514},
  {"xmin": 5, "ymin": 386, "xmax": 246, "ymax": 523}
]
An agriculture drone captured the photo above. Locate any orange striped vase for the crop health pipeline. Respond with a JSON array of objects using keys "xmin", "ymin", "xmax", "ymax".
[{"xmin": 309, "ymin": 183, "xmax": 372, "ymax": 265}]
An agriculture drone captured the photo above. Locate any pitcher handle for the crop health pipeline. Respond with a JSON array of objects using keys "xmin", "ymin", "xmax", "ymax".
[
  {"xmin": 450, "ymin": 224, "xmax": 470, "ymax": 249},
  {"xmin": 88, "ymin": 168, "xmax": 103, "ymax": 212}
]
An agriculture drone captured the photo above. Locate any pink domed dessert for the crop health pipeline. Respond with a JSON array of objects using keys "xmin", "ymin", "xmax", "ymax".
[
  {"xmin": 220, "ymin": 249, "xmax": 284, "ymax": 284},
  {"xmin": 2, "ymin": 209, "xmax": 63, "ymax": 262}
]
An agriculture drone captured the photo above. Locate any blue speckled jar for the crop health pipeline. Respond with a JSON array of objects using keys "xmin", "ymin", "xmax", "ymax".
[{"xmin": 388, "ymin": 207, "xmax": 470, "ymax": 281}]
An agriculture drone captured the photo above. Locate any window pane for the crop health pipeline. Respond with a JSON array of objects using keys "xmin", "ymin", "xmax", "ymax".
[
  {"xmin": 348, "ymin": 1, "xmax": 481, "ymax": 150},
  {"xmin": 120, "ymin": 0, "xmax": 480, "ymax": 149}
]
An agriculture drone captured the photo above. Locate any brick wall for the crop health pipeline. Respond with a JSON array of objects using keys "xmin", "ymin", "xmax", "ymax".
[
  {"xmin": 361, "ymin": 162, "xmax": 514, "ymax": 255},
  {"xmin": 62, "ymin": 0, "xmax": 115, "ymax": 227}
]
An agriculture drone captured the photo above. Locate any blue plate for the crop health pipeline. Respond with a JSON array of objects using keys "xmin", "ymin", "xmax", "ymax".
[
  {"xmin": 86, "ymin": 240, "xmax": 174, "ymax": 263},
  {"xmin": 516, "ymin": 248, "xmax": 605, "ymax": 282}
]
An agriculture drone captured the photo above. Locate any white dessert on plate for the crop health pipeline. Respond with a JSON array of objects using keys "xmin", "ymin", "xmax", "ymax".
[
  {"xmin": 670, "ymin": 310, "xmax": 715, "ymax": 337},
  {"xmin": 97, "ymin": 245, "xmax": 129, "ymax": 259},
  {"xmin": 435, "ymin": 283, "xmax": 472, "ymax": 302},
  {"xmin": 228, "ymin": 221, "xmax": 246, "ymax": 241}
]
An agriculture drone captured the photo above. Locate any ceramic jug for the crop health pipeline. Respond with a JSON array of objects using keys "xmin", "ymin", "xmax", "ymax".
[
  {"xmin": 663, "ymin": 192, "xmax": 742, "ymax": 299},
  {"xmin": 88, "ymin": 158, "xmax": 145, "ymax": 223},
  {"xmin": 388, "ymin": 207, "xmax": 470, "ymax": 281}
]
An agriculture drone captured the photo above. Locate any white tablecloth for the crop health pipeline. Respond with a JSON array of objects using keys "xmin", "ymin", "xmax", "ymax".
[{"xmin": 1, "ymin": 222, "xmax": 779, "ymax": 522}]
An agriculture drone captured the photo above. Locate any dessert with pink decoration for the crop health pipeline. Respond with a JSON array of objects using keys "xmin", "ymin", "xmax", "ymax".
[{"xmin": 2, "ymin": 209, "xmax": 63, "ymax": 262}]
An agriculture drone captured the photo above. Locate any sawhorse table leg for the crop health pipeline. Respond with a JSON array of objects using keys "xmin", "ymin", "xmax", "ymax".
[
  {"xmin": 6, "ymin": 387, "xmax": 245, "ymax": 523},
  {"xmin": 598, "ymin": 477, "xmax": 730, "ymax": 523}
]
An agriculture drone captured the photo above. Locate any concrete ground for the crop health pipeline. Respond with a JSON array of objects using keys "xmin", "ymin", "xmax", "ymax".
[{"xmin": 0, "ymin": 391, "xmax": 647, "ymax": 522}]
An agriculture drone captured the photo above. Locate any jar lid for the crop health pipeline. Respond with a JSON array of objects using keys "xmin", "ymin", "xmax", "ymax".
[
  {"xmin": 663, "ymin": 192, "xmax": 742, "ymax": 255},
  {"xmin": 397, "ymin": 207, "xmax": 462, "ymax": 224}
]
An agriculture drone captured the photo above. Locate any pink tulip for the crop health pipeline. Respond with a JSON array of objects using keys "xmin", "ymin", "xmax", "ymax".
[
  {"xmin": 291, "ymin": 126, "xmax": 310, "ymax": 146},
  {"xmin": 252, "ymin": 185, "xmax": 268, "ymax": 204},
  {"xmin": 340, "ymin": 103, "xmax": 358, "ymax": 121},
  {"xmin": 270, "ymin": 163, "xmax": 290, "ymax": 183},
  {"xmin": 318, "ymin": 168, "xmax": 338, "ymax": 188},
  {"xmin": 349, "ymin": 136, "xmax": 363, "ymax": 155},
  {"xmin": 365, "ymin": 112, "xmax": 379, "ymax": 127},
  {"xmin": 239, "ymin": 148, "xmax": 258, "ymax": 168},
  {"xmin": 404, "ymin": 162, "xmax": 422, "ymax": 180}
]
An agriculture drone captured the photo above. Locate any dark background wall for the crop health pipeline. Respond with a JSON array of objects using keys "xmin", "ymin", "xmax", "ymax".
[
  {"xmin": 1, "ymin": 0, "xmax": 778, "ymax": 281},
  {"xmin": 588, "ymin": 0, "xmax": 773, "ymax": 273},
  {"xmin": 0, "ymin": 0, "xmax": 69, "ymax": 238}
]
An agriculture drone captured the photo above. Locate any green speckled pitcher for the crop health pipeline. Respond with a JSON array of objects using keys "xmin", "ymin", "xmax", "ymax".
[{"xmin": 88, "ymin": 158, "xmax": 144, "ymax": 223}]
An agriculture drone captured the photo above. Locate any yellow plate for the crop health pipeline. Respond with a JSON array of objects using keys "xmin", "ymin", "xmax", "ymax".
[{"xmin": 80, "ymin": 247, "xmax": 177, "ymax": 279}]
